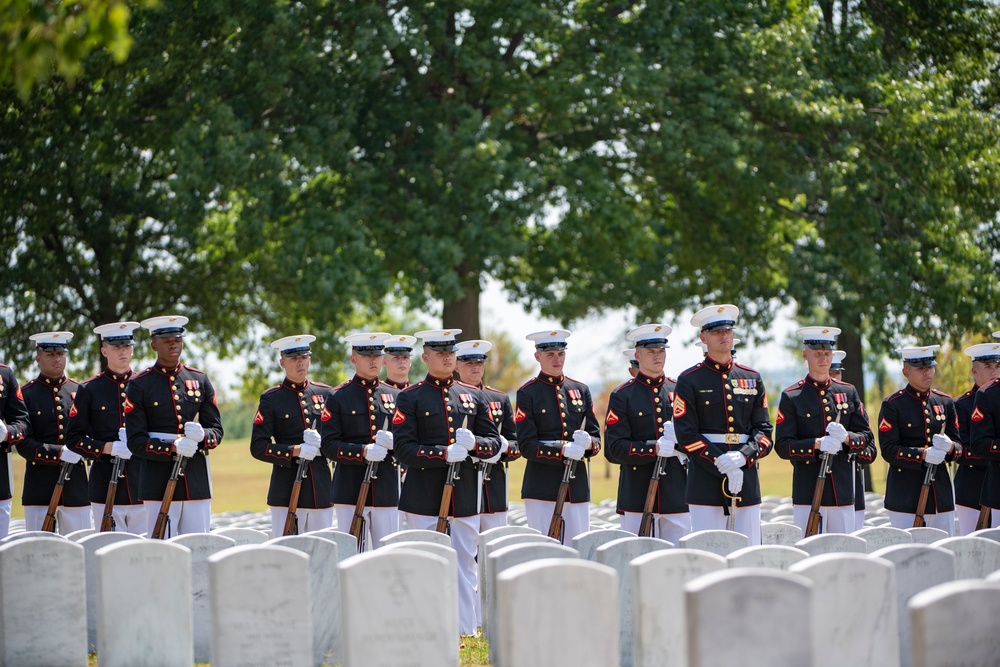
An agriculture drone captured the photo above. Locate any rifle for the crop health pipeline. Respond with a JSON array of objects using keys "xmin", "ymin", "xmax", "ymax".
[
  {"xmin": 913, "ymin": 422, "xmax": 947, "ymax": 528},
  {"xmin": 349, "ymin": 417, "xmax": 389, "ymax": 547},
  {"xmin": 638, "ymin": 418, "xmax": 670, "ymax": 537},
  {"xmin": 805, "ymin": 408, "xmax": 844, "ymax": 537},
  {"xmin": 283, "ymin": 421, "xmax": 320, "ymax": 537},
  {"xmin": 436, "ymin": 415, "xmax": 469, "ymax": 534},
  {"xmin": 41, "ymin": 460, "xmax": 74, "ymax": 533},
  {"xmin": 151, "ymin": 454, "xmax": 187, "ymax": 539},
  {"xmin": 100, "ymin": 457, "xmax": 125, "ymax": 532},
  {"xmin": 976, "ymin": 504, "xmax": 992, "ymax": 531},
  {"xmin": 721, "ymin": 476, "xmax": 741, "ymax": 532},
  {"xmin": 548, "ymin": 414, "xmax": 588, "ymax": 542}
]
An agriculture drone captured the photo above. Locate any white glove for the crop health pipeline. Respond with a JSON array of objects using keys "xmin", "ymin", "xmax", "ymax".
[
  {"xmin": 298, "ymin": 440, "xmax": 319, "ymax": 461},
  {"xmin": 715, "ymin": 450, "xmax": 745, "ymax": 474},
  {"xmin": 562, "ymin": 440, "xmax": 585, "ymax": 461},
  {"xmin": 118, "ymin": 427, "xmax": 127, "ymax": 443},
  {"xmin": 364, "ymin": 443, "xmax": 388, "ymax": 462},
  {"xmin": 725, "ymin": 468, "xmax": 744, "ymax": 495},
  {"xmin": 499, "ymin": 435, "xmax": 510, "ymax": 456},
  {"xmin": 184, "ymin": 421, "xmax": 205, "ymax": 442},
  {"xmin": 173, "ymin": 436, "xmax": 198, "ymax": 458},
  {"xmin": 655, "ymin": 435, "xmax": 677, "ymax": 458},
  {"xmin": 481, "ymin": 449, "xmax": 503, "ymax": 465},
  {"xmin": 111, "ymin": 440, "xmax": 132, "ymax": 460},
  {"xmin": 660, "ymin": 421, "xmax": 677, "ymax": 444},
  {"xmin": 818, "ymin": 435, "xmax": 842, "ymax": 455},
  {"xmin": 572, "ymin": 429, "xmax": 593, "ymax": 451},
  {"xmin": 825, "ymin": 421, "xmax": 848, "ymax": 443},
  {"xmin": 924, "ymin": 447, "xmax": 946, "ymax": 465},
  {"xmin": 446, "ymin": 444, "xmax": 468, "ymax": 463},
  {"xmin": 59, "ymin": 447, "xmax": 83, "ymax": 465},
  {"xmin": 302, "ymin": 429, "xmax": 321, "ymax": 449},
  {"xmin": 932, "ymin": 434, "xmax": 952, "ymax": 452},
  {"xmin": 375, "ymin": 429, "xmax": 394, "ymax": 450},
  {"xmin": 0, "ymin": 419, "xmax": 7, "ymax": 443},
  {"xmin": 455, "ymin": 428, "xmax": 476, "ymax": 452}
]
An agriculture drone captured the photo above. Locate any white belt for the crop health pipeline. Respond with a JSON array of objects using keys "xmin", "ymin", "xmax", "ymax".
[
  {"xmin": 149, "ymin": 432, "xmax": 180, "ymax": 441},
  {"xmin": 702, "ymin": 433, "xmax": 749, "ymax": 445},
  {"xmin": 540, "ymin": 440, "xmax": 568, "ymax": 446}
]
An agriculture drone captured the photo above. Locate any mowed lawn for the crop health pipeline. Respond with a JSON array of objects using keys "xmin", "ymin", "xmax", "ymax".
[{"xmin": 9, "ymin": 438, "xmax": 887, "ymax": 517}]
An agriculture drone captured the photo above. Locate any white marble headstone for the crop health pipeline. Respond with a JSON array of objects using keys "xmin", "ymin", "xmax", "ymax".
[
  {"xmin": 168, "ymin": 532, "xmax": 237, "ymax": 663},
  {"xmin": 761, "ymin": 522, "xmax": 802, "ymax": 546},
  {"xmin": 970, "ymin": 526, "xmax": 1000, "ymax": 543},
  {"xmin": 0, "ymin": 529, "xmax": 66, "ymax": 543},
  {"xmin": 309, "ymin": 528, "xmax": 359, "ymax": 559},
  {"xmin": 854, "ymin": 526, "xmax": 912, "ymax": 553},
  {"xmin": 478, "ymin": 525, "xmax": 541, "ymax": 557},
  {"xmin": 930, "ymin": 536, "xmax": 1000, "ymax": 579},
  {"xmin": 571, "ymin": 528, "xmax": 634, "ymax": 561},
  {"xmin": 909, "ymin": 580, "xmax": 1000, "ymax": 667},
  {"xmin": 208, "ymin": 544, "xmax": 312, "ymax": 667},
  {"xmin": 480, "ymin": 532, "xmax": 558, "ymax": 637},
  {"xmin": 495, "ymin": 558, "xmax": 618, "ymax": 667},
  {"xmin": 727, "ymin": 545, "xmax": 809, "ymax": 570},
  {"xmin": 595, "ymin": 537, "xmax": 674, "ymax": 667},
  {"xmin": 66, "ymin": 528, "xmax": 97, "ymax": 542},
  {"xmin": 381, "ymin": 541, "xmax": 459, "ymax": 642},
  {"xmin": 378, "ymin": 528, "xmax": 452, "ymax": 548},
  {"xmin": 871, "ymin": 544, "xmax": 955, "ymax": 667},
  {"xmin": 339, "ymin": 549, "xmax": 458, "ymax": 667},
  {"xmin": 795, "ymin": 533, "xmax": 867, "ymax": 556},
  {"xmin": 268, "ymin": 535, "xmax": 343, "ymax": 667},
  {"xmin": 630, "ymin": 549, "xmax": 727, "ymax": 667},
  {"xmin": 0, "ymin": 537, "xmax": 87, "ymax": 666},
  {"xmin": 685, "ymin": 568, "xmax": 813, "ymax": 667},
  {"xmin": 678, "ymin": 530, "xmax": 748, "ymax": 557},
  {"xmin": 94, "ymin": 540, "xmax": 192, "ymax": 667},
  {"xmin": 790, "ymin": 553, "xmax": 900, "ymax": 667},
  {"xmin": 213, "ymin": 527, "xmax": 268, "ymax": 545},
  {"xmin": 906, "ymin": 527, "xmax": 949, "ymax": 544},
  {"xmin": 79, "ymin": 531, "xmax": 144, "ymax": 652}
]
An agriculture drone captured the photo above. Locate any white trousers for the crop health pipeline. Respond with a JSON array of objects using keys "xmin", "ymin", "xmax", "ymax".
[
  {"xmin": 791, "ymin": 504, "xmax": 855, "ymax": 535},
  {"xmin": 0, "ymin": 498, "xmax": 10, "ymax": 539},
  {"xmin": 404, "ymin": 512, "xmax": 480, "ymax": 635},
  {"xmin": 888, "ymin": 510, "xmax": 955, "ymax": 536},
  {"xmin": 523, "ymin": 499, "xmax": 590, "ymax": 546},
  {"xmin": 91, "ymin": 502, "xmax": 148, "ymax": 536},
  {"xmin": 143, "ymin": 499, "xmax": 211, "ymax": 537},
  {"xmin": 479, "ymin": 511, "xmax": 508, "ymax": 533},
  {"xmin": 689, "ymin": 504, "xmax": 762, "ymax": 546},
  {"xmin": 955, "ymin": 505, "xmax": 983, "ymax": 536},
  {"xmin": 270, "ymin": 506, "xmax": 334, "ymax": 538},
  {"xmin": 619, "ymin": 511, "xmax": 692, "ymax": 545},
  {"xmin": 333, "ymin": 504, "xmax": 397, "ymax": 551},
  {"xmin": 23, "ymin": 505, "xmax": 92, "ymax": 535}
]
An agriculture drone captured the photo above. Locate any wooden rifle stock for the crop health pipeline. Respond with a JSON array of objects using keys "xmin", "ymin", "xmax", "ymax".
[
  {"xmin": 976, "ymin": 504, "xmax": 992, "ymax": 531},
  {"xmin": 99, "ymin": 456, "xmax": 125, "ymax": 532},
  {"xmin": 151, "ymin": 455, "xmax": 187, "ymax": 539},
  {"xmin": 436, "ymin": 415, "xmax": 468, "ymax": 534},
  {"xmin": 41, "ymin": 461, "xmax": 73, "ymax": 533},
  {"xmin": 805, "ymin": 408, "xmax": 844, "ymax": 537},
  {"xmin": 282, "ymin": 459, "xmax": 308, "ymax": 537},
  {"xmin": 350, "ymin": 462, "xmax": 376, "ymax": 545},
  {"xmin": 548, "ymin": 414, "xmax": 588, "ymax": 541},
  {"xmin": 639, "ymin": 418, "xmax": 671, "ymax": 537},
  {"xmin": 914, "ymin": 422, "xmax": 947, "ymax": 529}
]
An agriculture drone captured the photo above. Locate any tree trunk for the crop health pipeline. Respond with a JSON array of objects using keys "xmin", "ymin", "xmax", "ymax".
[{"xmin": 442, "ymin": 276, "xmax": 481, "ymax": 341}]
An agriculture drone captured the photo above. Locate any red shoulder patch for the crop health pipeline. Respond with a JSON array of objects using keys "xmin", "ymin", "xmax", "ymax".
[
  {"xmin": 878, "ymin": 417, "xmax": 892, "ymax": 432},
  {"xmin": 123, "ymin": 397, "xmax": 134, "ymax": 414},
  {"xmin": 605, "ymin": 409, "xmax": 619, "ymax": 426},
  {"xmin": 16, "ymin": 385, "xmax": 23, "ymax": 400},
  {"xmin": 761, "ymin": 394, "xmax": 768, "ymax": 409},
  {"xmin": 775, "ymin": 409, "xmax": 784, "ymax": 425},
  {"xmin": 69, "ymin": 403, "xmax": 78, "ymax": 418},
  {"xmin": 321, "ymin": 406, "xmax": 332, "ymax": 422},
  {"xmin": 253, "ymin": 409, "xmax": 264, "ymax": 425},
  {"xmin": 972, "ymin": 407, "xmax": 985, "ymax": 422},
  {"xmin": 672, "ymin": 395, "xmax": 687, "ymax": 419},
  {"xmin": 212, "ymin": 394, "xmax": 218, "ymax": 406},
  {"xmin": 515, "ymin": 407, "xmax": 527, "ymax": 423},
  {"xmin": 392, "ymin": 408, "xmax": 406, "ymax": 425}
]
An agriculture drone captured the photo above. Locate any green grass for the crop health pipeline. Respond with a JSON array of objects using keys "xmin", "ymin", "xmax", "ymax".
[{"xmin": 9, "ymin": 437, "xmax": 887, "ymax": 518}]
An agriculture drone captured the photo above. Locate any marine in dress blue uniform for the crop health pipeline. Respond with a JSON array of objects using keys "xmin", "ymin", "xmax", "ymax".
[
  {"xmin": 125, "ymin": 316, "xmax": 223, "ymax": 537},
  {"xmin": 969, "ymin": 332, "xmax": 1000, "ymax": 529},
  {"xmin": 383, "ymin": 334, "xmax": 416, "ymax": 390},
  {"xmin": 392, "ymin": 329, "xmax": 501, "ymax": 635},
  {"xmin": 952, "ymin": 342, "xmax": 1000, "ymax": 534},
  {"xmin": 17, "ymin": 331, "xmax": 91, "ymax": 533},
  {"xmin": 454, "ymin": 339, "xmax": 520, "ymax": 532},
  {"xmin": 516, "ymin": 329, "xmax": 601, "ymax": 544},
  {"xmin": 774, "ymin": 327, "xmax": 873, "ymax": 534},
  {"xmin": 878, "ymin": 345, "xmax": 960, "ymax": 534},
  {"xmin": 320, "ymin": 332, "xmax": 400, "ymax": 548},
  {"xmin": 0, "ymin": 360, "xmax": 30, "ymax": 538},
  {"xmin": 251, "ymin": 335, "xmax": 334, "ymax": 536},
  {"xmin": 604, "ymin": 324, "xmax": 690, "ymax": 542},
  {"xmin": 673, "ymin": 305, "xmax": 773, "ymax": 545},
  {"xmin": 64, "ymin": 322, "xmax": 146, "ymax": 534}
]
